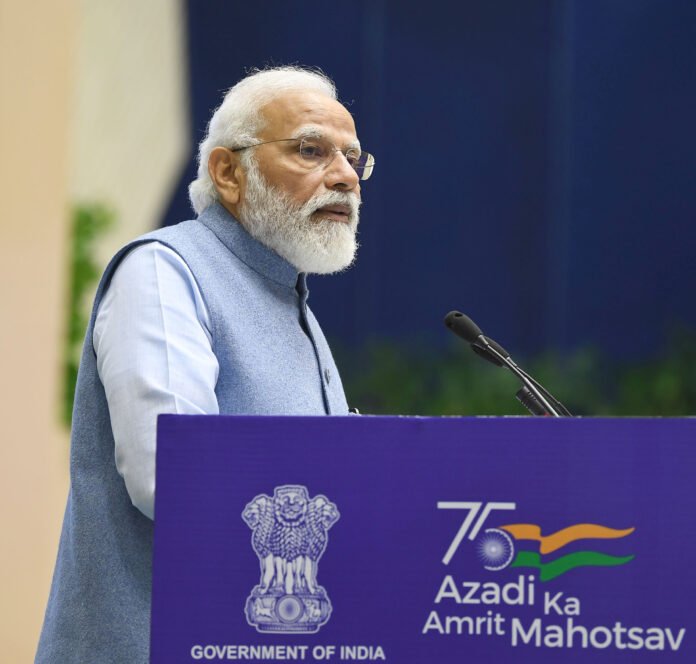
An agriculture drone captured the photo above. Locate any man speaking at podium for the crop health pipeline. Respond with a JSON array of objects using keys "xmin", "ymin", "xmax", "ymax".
[{"xmin": 36, "ymin": 66, "xmax": 375, "ymax": 663}]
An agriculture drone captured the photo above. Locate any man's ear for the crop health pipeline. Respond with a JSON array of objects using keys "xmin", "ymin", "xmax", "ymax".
[{"xmin": 208, "ymin": 147, "xmax": 245, "ymax": 208}]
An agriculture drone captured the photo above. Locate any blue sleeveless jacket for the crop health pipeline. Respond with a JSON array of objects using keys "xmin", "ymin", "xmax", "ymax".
[{"xmin": 36, "ymin": 204, "xmax": 348, "ymax": 663}]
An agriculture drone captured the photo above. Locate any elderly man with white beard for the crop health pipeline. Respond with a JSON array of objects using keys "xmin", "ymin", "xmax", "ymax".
[{"xmin": 36, "ymin": 66, "xmax": 374, "ymax": 664}]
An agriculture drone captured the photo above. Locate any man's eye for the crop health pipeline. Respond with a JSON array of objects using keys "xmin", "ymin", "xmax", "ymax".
[
  {"xmin": 345, "ymin": 149, "xmax": 362, "ymax": 167},
  {"xmin": 299, "ymin": 141, "xmax": 327, "ymax": 160}
]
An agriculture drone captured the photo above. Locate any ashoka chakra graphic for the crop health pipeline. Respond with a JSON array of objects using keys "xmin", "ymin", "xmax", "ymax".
[
  {"xmin": 276, "ymin": 596, "xmax": 304, "ymax": 624},
  {"xmin": 477, "ymin": 527, "xmax": 515, "ymax": 571}
]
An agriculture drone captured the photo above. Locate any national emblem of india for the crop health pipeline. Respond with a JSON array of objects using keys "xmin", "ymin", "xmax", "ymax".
[{"xmin": 242, "ymin": 485, "xmax": 340, "ymax": 633}]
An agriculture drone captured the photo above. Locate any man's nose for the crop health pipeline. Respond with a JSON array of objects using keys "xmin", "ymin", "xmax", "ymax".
[{"xmin": 324, "ymin": 151, "xmax": 360, "ymax": 191}]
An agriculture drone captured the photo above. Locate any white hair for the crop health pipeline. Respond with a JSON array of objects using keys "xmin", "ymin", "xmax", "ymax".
[{"xmin": 188, "ymin": 66, "xmax": 338, "ymax": 215}]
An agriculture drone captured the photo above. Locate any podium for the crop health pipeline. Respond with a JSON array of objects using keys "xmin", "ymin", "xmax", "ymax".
[{"xmin": 151, "ymin": 415, "xmax": 695, "ymax": 662}]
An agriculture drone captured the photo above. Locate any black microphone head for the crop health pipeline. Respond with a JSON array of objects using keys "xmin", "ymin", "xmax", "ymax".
[{"xmin": 444, "ymin": 311, "xmax": 482, "ymax": 344}]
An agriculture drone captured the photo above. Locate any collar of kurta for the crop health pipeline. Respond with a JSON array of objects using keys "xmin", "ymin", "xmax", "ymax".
[{"xmin": 197, "ymin": 202, "xmax": 306, "ymax": 294}]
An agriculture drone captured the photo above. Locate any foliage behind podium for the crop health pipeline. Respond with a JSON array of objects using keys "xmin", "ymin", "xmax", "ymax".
[
  {"xmin": 62, "ymin": 204, "xmax": 114, "ymax": 427},
  {"xmin": 338, "ymin": 334, "xmax": 696, "ymax": 417}
]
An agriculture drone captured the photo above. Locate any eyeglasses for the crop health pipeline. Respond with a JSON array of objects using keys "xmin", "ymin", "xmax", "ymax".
[{"xmin": 229, "ymin": 137, "xmax": 375, "ymax": 181}]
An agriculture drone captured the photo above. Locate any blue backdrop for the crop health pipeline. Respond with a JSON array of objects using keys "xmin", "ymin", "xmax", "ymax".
[{"xmin": 162, "ymin": 0, "xmax": 696, "ymax": 360}]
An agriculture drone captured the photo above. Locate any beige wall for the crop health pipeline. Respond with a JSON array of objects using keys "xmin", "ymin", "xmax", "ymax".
[
  {"xmin": 0, "ymin": 1, "xmax": 188, "ymax": 658},
  {"xmin": 0, "ymin": 1, "xmax": 76, "ymax": 660},
  {"xmin": 71, "ymin": 0, "xmax": 190, "ymax": 261}
]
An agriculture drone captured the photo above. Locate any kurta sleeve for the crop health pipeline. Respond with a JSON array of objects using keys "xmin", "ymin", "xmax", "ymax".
[{"xmin": 93, "ymin": 241, "xmax": 220, "ymax": 519}]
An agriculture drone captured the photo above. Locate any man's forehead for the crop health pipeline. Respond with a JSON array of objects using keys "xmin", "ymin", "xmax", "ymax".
[{"xmin": 259, "ymin": 90, "xmax": 358, "ymax": 143}]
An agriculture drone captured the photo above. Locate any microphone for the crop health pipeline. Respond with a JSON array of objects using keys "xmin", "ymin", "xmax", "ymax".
[
  {"xmin": 443, "ymin": 311, "xmax": 510, "ymax": 367},
  {"xmin": 470, "ymin": 336, "xmax": 509, "ymax": 367},
  {"xmin": 444, "ymin": 311, "xmax": 572, "ymax": 417}
]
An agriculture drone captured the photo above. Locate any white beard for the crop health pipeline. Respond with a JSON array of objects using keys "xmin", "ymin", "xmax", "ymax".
[{"xmin": 238, "ymin": 159, "xmax": 361, "ymax": 274}]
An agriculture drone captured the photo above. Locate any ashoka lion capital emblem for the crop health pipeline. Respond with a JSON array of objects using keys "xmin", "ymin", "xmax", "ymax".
[{"xmin": 242, "ymin": 485, "xmax": 339, "ymax": 633}]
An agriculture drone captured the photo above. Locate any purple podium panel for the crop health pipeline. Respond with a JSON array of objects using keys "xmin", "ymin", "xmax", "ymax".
[{"xmin": 151, "ymin": 415, "xmax": 696, "ymax": 663}]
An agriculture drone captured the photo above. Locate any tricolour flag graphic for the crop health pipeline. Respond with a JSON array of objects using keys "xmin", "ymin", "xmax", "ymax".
[{"xmin": 499, "ymin": 523, "xmax": 635, "ymax": 581}]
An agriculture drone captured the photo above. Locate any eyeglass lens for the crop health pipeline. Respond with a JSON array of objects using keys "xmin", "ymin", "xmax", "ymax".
[{"xmin": 298, "ymin": 138, "xmax": 374, "ymax": 181}]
